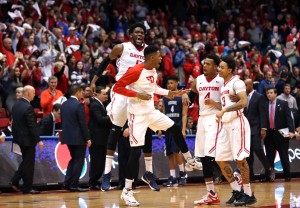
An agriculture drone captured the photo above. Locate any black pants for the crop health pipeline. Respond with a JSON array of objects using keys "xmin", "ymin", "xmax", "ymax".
[
  {"xmin": 246, "ymin": 134, "xmax": 271, "ymax": 180},
  {"xmin": 89, "ymin": 144, "xmax": 106, "ymax": 186},
  {"xmin": 64, "ymin": 145, "xmax": 86, "ymax": 188},
  {"xmin": 265, "ymin": 130, "xmax": 290, "ymax": 178},
  {"xmin": 11, "ymin": 145, "xmax": 36, "ymax": 192}
]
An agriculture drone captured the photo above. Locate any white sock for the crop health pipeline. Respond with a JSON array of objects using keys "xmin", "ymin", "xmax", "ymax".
[
  {"xmin": 243, "ymin": 183, "xmax": 252, "ymax": 196},
  {"xmin": 230, "ymin": 180, "xmax": 242, "ymax": 192},
  {"xmin": 205, "ymin": 181, "xmax": 215, "ymax": 192},
  {"xmin": 144, "ymin": 157, "xmax": 153, "ymax": 173},
  {"xmin": 104, "ymin": 155, "xmax": 113, "ymax": 174},
  {"xmin": 178, "ymin": 163, "xmax": 184, "ymax": 172},
  {"xmin": 170, "ymin": 169, "xmax": 176, "ymax": 177},
  {"xmin": 125, "ymin": 179, "xmax": 133, "ymax": 190},
  {"xmin": 182, "ymin": 151, "xmax": 192, "ymax": 161}
]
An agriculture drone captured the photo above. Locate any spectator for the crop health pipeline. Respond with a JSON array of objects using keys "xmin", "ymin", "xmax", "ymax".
[
  {"xmin": 160, "ymin": 46, "xmax": 176, "ymax": 88},
  {"xmin": 277, "ymin": 83, "xmax": 298, "ymax": 110},
  {"xmin": 289, "ymin": 66, "xmax": 300, "ymax": 88},
  {"xmin": 275, "ymin": 72, "xmax": 288, "ymax": 95},
  {"xmin": 183, "ymin": 53, "xmax": 201, "ymax": 89},
  {"xmin": 258, "ymin": 71, "xmax": 274, "ymax": 95},
  {"xmin": 40, "ymin": 76, "xmax": 63, "ymax": 116},
  {"xmin": 0, "ymin": 25, "xmax": 15, "ymax": 68},
  {"xmin": 186, "ymin": 116, "xmax": 196, "ymax": 135},
  {"xmin": 70, "ymin": 61, "xmax": 89, "ymax": 85}
]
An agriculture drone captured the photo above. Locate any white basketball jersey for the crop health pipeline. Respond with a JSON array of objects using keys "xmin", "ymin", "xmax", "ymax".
[
  {"xmin": 220, "ymin": 76, "xmax": 246, "ymax": 122},
  {"xmin": 115, "ymin": 42, "xmax": 146, "ymax": 81},
  {"xmin": 196, "ymin": 74, "xmax": 224, "ymax": 116}
]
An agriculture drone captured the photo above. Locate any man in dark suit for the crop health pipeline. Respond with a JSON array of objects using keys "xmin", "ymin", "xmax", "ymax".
[
  {"xmin": 88, "ymin": 86, "xmax": 111, "ymax": 190},
  {"xmin": 265, "ymin": 87, "xmax": 295, "ymax": 182},
  {"xmin": 11, "ymin": 85, "xmax": 44, "ymax": 194},
  {"xmin": 39, "ymin": 103, "xmax": 61, "ymax": 136},
  {"xmin": 61, "ymin": 84, "xmax": 91, "ymax": 192},
  {"xmin": 244, "ymin": 79, "xmax": 275, "ymax": 182}
]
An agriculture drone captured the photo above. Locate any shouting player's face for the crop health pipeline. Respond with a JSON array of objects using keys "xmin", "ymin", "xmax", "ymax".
[
  {"xmin": 131, "ymin": 27, "xmax": 145, "ymax": 47},
  {"xmin": 203, "ymin": 58, "xmax": 217, "ymax": 77}
]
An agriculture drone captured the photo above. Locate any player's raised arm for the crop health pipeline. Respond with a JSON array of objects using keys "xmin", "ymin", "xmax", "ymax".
[{"xmin": 90, "ymin": 44, "xmax": 124, "ymax": 93}]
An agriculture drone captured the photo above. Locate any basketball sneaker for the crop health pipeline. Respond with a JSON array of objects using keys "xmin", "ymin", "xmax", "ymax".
[
  {"xmin": 178, "ymin": 171, "xmax": 187, "ymax": 185},
  {"xmin": 234, "ymin": 192, "xmax": 257, "ymax": 206},
  {"xmin": 101, "ymin": 172, "xmax": 111, "ymax": 191},
  {"xmin": 121, "ymin": 188, "xmax": 139, "ymax": 206},
  {"xmin": 194, "ymin": 190, "xmax": 220, "ymax": 205},
  {"xmin": 162, "ymin": 176, "xmax": 178, "ymax": 187},
  {"xmin": 226, "ymin": 190, "xmax": 243, "ymax": 204},
  {"xmin": 185, "ymin": 157, "xmax": 203, "ymax": 171},
  {"xmin": 141, "ymin": 171, "xmax": 160, "ymax": 191}
]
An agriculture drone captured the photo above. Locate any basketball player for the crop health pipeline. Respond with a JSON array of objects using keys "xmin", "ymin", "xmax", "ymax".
[
  {"xmin": 187, "ymin": 54, "xmax": 223, "ymax": 205},
  {"xmin": 162, "ymin": 75, "xmax": 188, "ymax": 187},
  {"xmin": 113, "ymin": 46, "xmax": 201, "ymax": 206},
  {"xmin": 215, "ymin": 56, "xmax": 256, "ymax": 206},
  {"xmin": 90, "ymin": 23, "xmax": 159, "ymax": 191}
]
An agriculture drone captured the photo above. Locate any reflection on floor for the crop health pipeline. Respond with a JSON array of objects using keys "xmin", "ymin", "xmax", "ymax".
[{"xmin": 0, "ymin": 179, "xmax": 299, "ymax": 207}]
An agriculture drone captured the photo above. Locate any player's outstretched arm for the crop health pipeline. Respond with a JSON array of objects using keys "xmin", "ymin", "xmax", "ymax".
[{"xmin": 90, "ymin": 44, "xmax": 124, "ymax": 93}]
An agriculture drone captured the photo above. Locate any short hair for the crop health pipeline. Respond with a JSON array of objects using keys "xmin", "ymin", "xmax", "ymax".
[
  {"xmin": 221, "ymin": 56, "xmax": 236, "ymax": 71},
  {"xmin": 266, "ymin": 87, "xmax": 277, "ymax": 94},
  {"xmin": 69, "ymin": 84, "xmax": 82, "ymax": 96},
  {"xmin": 284, "ymin": 83, "xmax": 291, "ymax": 88},
  {"xmin": 48, "ymin": 76, "xmax": 58, "ymax": 82},
  {"xmin": 144, "ymin": 45, "xmax": 159, "ymax": 58},
  {"xmin": 167, "ymin": 75, "xmax": 179, "ymax": 82},
  {"xmin": 128, "ymin": 22, "xmax": 146, "ymax": 34},
  {"xmin": 52, "ymin": 103, "xmax": 61, "ymax": 112},
  {"xmin": 95, "ymin": 86, "xmax": 105, "ymax": 94},
  {"xmin": 206, "ymin": 54, "xmax": 220, "ymax": 66},
  {"xmin": 81, "ymin": 84, "xmax": 89, "ymax": 91}
]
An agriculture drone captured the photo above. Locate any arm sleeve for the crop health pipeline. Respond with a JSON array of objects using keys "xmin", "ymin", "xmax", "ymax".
[
  {"xmin": 113, "ymin": 66, "xmax": 142, "ymax": 97},
  {"xmin": 154, "ymin": 85, "xmax": 169, "ymax": 96}
]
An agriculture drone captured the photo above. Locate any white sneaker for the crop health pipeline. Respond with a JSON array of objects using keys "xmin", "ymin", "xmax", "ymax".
[
  {"xmin": 121, "ymin": 188, "xmax": 140, "ymax": 206},
  {"xmin": 194, "ymin": 191, "xmax": 220, "ymax": 205},
  {"xmin": 185, "ymin": 157, "xmax": 203, "ymax": 171}
]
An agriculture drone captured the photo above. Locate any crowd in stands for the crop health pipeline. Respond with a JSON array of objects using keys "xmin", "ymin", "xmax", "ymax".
[{"xmin": 0, "ymin": 0, "xmax": 299, "ymax": 128}]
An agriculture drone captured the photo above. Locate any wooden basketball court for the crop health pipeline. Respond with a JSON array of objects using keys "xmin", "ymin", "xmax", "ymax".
[{"xmin": 0, "ymin": 179, "xmax": 299, "ymax": 207}]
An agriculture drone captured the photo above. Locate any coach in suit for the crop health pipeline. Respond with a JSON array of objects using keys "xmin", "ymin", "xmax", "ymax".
[
  {"xmin": 244, "ymin": 79, "xmax": 275, "ymax": 182},
  {"xmin": 265, "ymin": 87, "xmax": 295, "ymax": 182},
  {"xmin": 11, "ymin": 85, "xmax": 44, "ymax": 194},
  {"xmin": 39, "ymin": 103, "xmax": 61, "ymax": 136},
  {"xmin": 88, "ymin": 86, "xmax": 111, "ymax": 189},
  {"xmin": 61, "ymin": 84, "xmax": 91, "ymax": 192}
]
